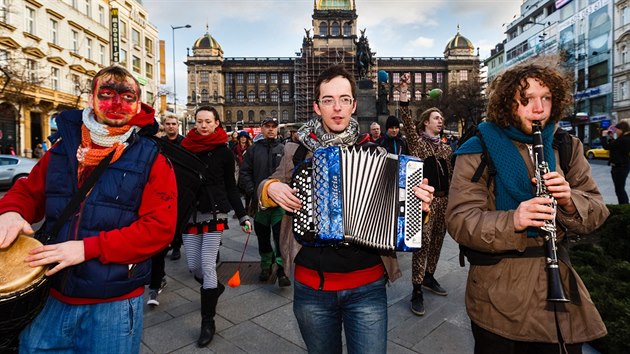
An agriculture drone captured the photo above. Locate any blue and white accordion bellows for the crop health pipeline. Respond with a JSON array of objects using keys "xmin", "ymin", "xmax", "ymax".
[{"xmin": 291, "ymin": 145, "xmax": 423, "ymax": 252}]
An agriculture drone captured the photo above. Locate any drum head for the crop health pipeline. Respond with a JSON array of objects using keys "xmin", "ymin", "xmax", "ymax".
[{"xmin": 0, "ymin": 235, "xmax": 46, "ymax": 296}]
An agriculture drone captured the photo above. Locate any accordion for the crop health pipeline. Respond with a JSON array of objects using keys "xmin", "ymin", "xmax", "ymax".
[{"xmin": 291, "ymin": 145, "xmax": 424, "ymax": 252}]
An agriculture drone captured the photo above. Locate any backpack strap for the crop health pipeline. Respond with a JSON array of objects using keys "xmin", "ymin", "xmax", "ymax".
[{"xmin": 552, "ymin": 129, "xmax": 572, "ymax": 176}]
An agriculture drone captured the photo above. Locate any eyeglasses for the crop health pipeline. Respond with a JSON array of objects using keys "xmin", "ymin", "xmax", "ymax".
[{"xmin": 318, "ymin": 97, "xmax": 354, "ymax": 107}]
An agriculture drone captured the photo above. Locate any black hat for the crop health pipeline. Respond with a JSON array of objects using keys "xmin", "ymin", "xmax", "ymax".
[
  {"xmin": 261, "ymin": 117, "xmax": 279, "ymax": 126},
  {"xmin": 386, "ymin": 115, "xmax": 400, "ymax": 130}
]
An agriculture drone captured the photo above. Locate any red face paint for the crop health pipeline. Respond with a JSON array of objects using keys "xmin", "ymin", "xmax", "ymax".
[{"xmin": 92, "ymin": 77, "xmax": 140, "ymax": 127}]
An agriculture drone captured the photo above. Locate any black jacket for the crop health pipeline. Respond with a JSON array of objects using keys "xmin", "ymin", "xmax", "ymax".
[
  {"xmin": 196, "ymin": 144, "xmax": 247, "ymax": 218},
  {"xmin": 239, "ymin": 138, "xmax": 284, "ymax": 196},
  {"xmin": 379, "ymin": 134, "xmax": 408, "ymax": 155},
  {"xmin": 161, "ymin": 134, "xmax": 184, "ymax": 145},
  {"xmin": 602, "ymin": 133, "xmax": 630, "ymax": 166}
]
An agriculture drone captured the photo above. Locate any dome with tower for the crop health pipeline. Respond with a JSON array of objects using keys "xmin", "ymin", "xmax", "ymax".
[
  {"xmin": 444, "ymin": 26, "xmax": 475, "ymax": 56},
  {"xmin": 316, "ymin": 0, "xmax": 355, "ymax": 10},
  {"xmin": 192, "ymin": 28, "xmax": 224, "ymax": 57}
]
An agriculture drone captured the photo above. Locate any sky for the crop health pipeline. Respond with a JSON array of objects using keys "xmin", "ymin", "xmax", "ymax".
[{"xmin": 142, "ymin": 0, "xmax": 524, "ymax": 99}]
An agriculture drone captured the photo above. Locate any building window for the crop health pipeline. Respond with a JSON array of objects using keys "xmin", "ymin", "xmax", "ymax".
[
  {"xmin": 85, "ymin": 0, "xmax": 91, "ymax": 16},
  {"xmin": 436, "ymin": 72, "xmax": 443, "ymax": 83},
  {"xmin": 282, "ymin": 90, "xmax": 289, "ymax": 102},
  {"xmin": 271, "ymin": 73, "xmax": 278, "ymax": 84},
  {"xmin": 319, "ymin": 21, "xmax": 327, "ymax": 36},
  {"xmin": 259, "ymin": 90, "xmax": 267, "ymax": 101},
  {"xmin": 248, "ymin": 73, "xmax": 256, "ymax": 84},
  {"xmin": 200, "ymin": 71, "xmax": 209, "ymax": 83},
  {"xmin": 459, "ymin": 70, "xmax": 468, "ymax": 81},
  {"xmin": 282, "ymin": 73, "xmax": 290, "ymax": 84},
  {"xmin": 415, "ymin": 90, "xmax": 422, "ymax": 101},
  {"xmin": 620, "ymin": 81, "xmax": 628, "ymax": 100},
  {"xmin": 623, "ymin": 7, "xmax": 630, "ymax": 26},
  {"xmin": 201, "ymin": 89, "xmax": 208, "ymax": 102},
  {"xmin": 72, "ymin": 74, "xmax": 81, "ymax": 95},
  {"xmin": 271, "ymin": 90, "xmax": 278, "ymax": 102},
  {"xmin": 237, "ymin": 111, "xmax": 243, "ymax": 121},
  {"xmin": 120, "ymin": 49, "xmax": 127, "ymax": 66},
  {"xmin": 86, "ymin": 38, "xmax": 93, "ymax": 60},
  {"xmin": 0, "ymin": 49, "xmax": 7, "ymax": 66},
  {"xmin": 0, "ymin": 0, "xmax": 9, "ymax": 23},
  {"xmin": 25, "ymin": 6, "xmax": 35, "ymax": 35},
  {"xmin": 331, "ymin": 21, "xmax": 340, "ymax": 36},
  {"xmin": 120, "ymin": 20, "xmax": 128, "ymax": 39},
  {"xmin": 98, "ymin": 5, "xmax": 105, "ymax": 25},
  {"xmin": 145, "ymin": 37, "xmax": 153, "ymax": 55},
  {"xmin": 27, "ymin": 59, "xmax": 37, "ymax": 83},
  {"xmin": 146, "ymin": 91, "xmax": 154, "ymax": 104},
  {"xmin": 259, "ymin": 73, "xmax": 267, "ymax": 84},
  {"xmin": 282, "ymin": 110, "xmax": 289, "ymax": 122},
  {"xmin": 237, "ymin": 91, "xmax": 244, "ymax": 102},
  {"xmin": 271, "ymin": 110, "xmax": 277, "ymax": 118},
  {"xmin": 99, "ymin": 44, "xmax": 105, "ymax": 64},
  {"xmin": 72, "ymin": 30, "xmax": 79, "ymax": 53},
  {"xmin": 145, "ymin": 62, "xmax": 153, "ymax": 79},
  {"xmin": 225, "ymin": 91, "xmax": 233, "ymax": 101},
  {"xmin": 426, "ymin": 73, "xmax": 433, "ymax": 84},
  {"xmin": 248, "ymin": 110, "xmax": 254, "ymax": 122},
  {"xmin": 622, "ymin": 45, "xmax": 628, "ymax": 64},
  {"xmin": 51, "ymin": 67, "xmax": 59, "ymax": 90},
  {"xmin": 49, "ymin": 19, "xmax": 58, "ymax": 44},
  {"xmin": 393, "ymin": 90, "xmax": 400, "ymax": 102},
  {"xmin": 248, "ymin": 90, "xmax": 256, "ymax": 102},
  {"xmin": 236, "ymin": 73, "xmax": 244, "ymax": 84},
  {"xmin": 131, "ymin": 29, "xmax": 140, "ymax": 47},
  {"xmin": 343, "ymin": 22, "xmax": 351, "ymax": 36},
  {"xmin": 589, "ymin": 61, "xmax": 608, "ymax": 87},
  {"xmin": 132, "ymin": 56, "xmax": 141, "ymax": 73},
  {"xmin": 414, "ymin": 73, "xmax": 422, "ymax": 83},
  {"xmin": 259, "ymin": 110, "xmax": 266, "ymax": 119}
]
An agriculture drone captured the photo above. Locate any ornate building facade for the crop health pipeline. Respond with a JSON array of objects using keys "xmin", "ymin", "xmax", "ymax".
[{"xmin": 185, "ymin": 0, "xmax": 480, "ymax": 132}]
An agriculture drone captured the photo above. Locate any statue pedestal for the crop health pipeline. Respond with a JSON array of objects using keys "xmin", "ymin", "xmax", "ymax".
[{"xmin": 355, "ymin": 79, "xmax": 377, "ymax": 133}]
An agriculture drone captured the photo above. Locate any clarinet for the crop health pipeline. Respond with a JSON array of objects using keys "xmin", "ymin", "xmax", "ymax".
[{"xmin": 532, "ymin": 121, "xmax": 569, "ymax": 303}]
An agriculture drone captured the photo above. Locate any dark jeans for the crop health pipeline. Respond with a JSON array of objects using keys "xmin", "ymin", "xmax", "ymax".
[
  {"xmin": 471, "ymin": 321, "xmax": 583, "ymax": 354},
  {"xmin": 611, "ymin": 165, "xmax": 630, "ymax": 204},
  {"xmin": 149, "ymin": 247, "xmax": 168, "ymax": 289}
]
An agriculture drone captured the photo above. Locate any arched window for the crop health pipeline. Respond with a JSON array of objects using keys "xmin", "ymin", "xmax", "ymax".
[
  {"xmin": 226, "ymin": 110, "xmax": 232, "ymax": 122},
  {"xmin": 282, "ymin": 90, "xmax": 290, "ymax": 102},
  {"xmin": 259, "ymin": 110, "xmax": 266, "ymax": 119},
  {"xmin": 259, "ymin": 91, "xmax": 267, "ymax": 101},
  {"xmin": 319, "ymin": 21, "xmax": 327, "ymax": 36},
  {"xmin": 282, "ymin": 110, "xmax": 289, "ymax": 122},
  {"xmin": 271, "ymin": 90, "xmax": 279, "ymax": 102},
  {"xmin": 237, "ymin": 111, "xmax": 243, "ymax": 120},
  {"xmin": 248, "ymin": 90, "xmax": 256, "ymax": 102},
  {"xmin": 237, "ymin": 91, "xmax": 244, "ymax": 102},
  {"xmin": 248, "ymin": 110, "xmax": 255, "ymax": 122},
  {"xmin": 343, "ymin": 22, "xmax": 352, "ymax": 36},
  {"xmin": 271, "ymin": 110, "xmax": 277, "ymax": 118},
  {"xmin": 201, "ymin": 89, "xmax": 208, "ymax": 102},
  {"xmin": 191, "ymin": 90, "xmax": 196, "ymax": 102},
  {"xmin": 331, "ymin": 22, "xmax": 340, "ymax": 36}
]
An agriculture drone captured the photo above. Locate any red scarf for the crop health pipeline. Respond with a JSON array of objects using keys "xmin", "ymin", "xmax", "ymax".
[{"xmin": 181, "ymin": 127, "xmax": 228, "ymax": 153}]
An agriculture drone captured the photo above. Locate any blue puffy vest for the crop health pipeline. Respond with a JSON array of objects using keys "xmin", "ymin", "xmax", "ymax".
[{"xmin": 44, "ymin": 109, "xmax": 158, "ymax": 298}]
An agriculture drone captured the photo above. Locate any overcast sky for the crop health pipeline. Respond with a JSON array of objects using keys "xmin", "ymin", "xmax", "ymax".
[{"xmin": 142, "ymin": 0, "xmax": 523, "ymax": 101}]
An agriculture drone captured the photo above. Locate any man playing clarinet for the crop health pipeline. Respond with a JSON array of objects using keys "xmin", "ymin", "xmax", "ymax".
[{"xmin": 446, "ymin": 57, "xmax": 609, "ymax": 353}]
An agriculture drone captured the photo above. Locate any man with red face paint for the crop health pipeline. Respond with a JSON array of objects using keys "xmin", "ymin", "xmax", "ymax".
[{"xmin": 0, "ymin": 65, "xmax": 177, "ymax": 353}]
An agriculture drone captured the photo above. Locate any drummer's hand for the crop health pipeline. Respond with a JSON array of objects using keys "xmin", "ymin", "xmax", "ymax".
[
  {"xmin": 412, "ymin": 178, "xmax": 435, "ymax": 213},
  {"xmin": 0, "ymin": 212, "xmax": 34, "ymax": 249},
  {"xmin": 267, "ymin": 181, "xmax": 302, "ymax": 212},
  {"xmin": 26, "ymin": 240, "xmax": 85, "ymax": 276}
]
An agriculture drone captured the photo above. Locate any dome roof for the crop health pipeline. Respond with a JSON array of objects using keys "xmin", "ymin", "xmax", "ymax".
[
  {"xmin": 445, "ymin": 28, "xmax": 474, "ymax": 52},
  {"xmin": 193, "ymin": 32, "xmax": 223, "ymax": 52},
  {"xmin": 317, "ymin": 0, "xmax": 354, "ymax": 10}
]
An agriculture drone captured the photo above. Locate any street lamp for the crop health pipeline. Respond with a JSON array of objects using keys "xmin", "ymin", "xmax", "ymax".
[{"xmin": 171, "ymin": 24, "xmax": 191, "ymax": 117}]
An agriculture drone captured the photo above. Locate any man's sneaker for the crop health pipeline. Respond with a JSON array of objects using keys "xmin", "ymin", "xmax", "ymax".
[
  {"xmin": 422, "ymin": 273, "xmax": 448, "ymax": 296},
  {"xmin": 159, "ymin": 277, "xmax": 167, "ymax": 294},
  {"xmin": 410, "ymin": 288, "xmax": 425, "ymax": 316},
  {"xmin": 147, "ymin": 290, "xmax": 160, "ymax": 306},
  {"xmin": 277, "ymin": 267, "xmax": 291, "ymax": 288},
  {"xmin": 170, "ymin": 248, "xmax": 181, "ymax": 261},
  {"xmin": 259, "ymin": 267, "xmax": 272, "ymax": 281}
]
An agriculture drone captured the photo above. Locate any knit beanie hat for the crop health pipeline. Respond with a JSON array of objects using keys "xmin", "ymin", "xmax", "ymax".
[{"xmin": 386, "ymin": 115, "xmax": 400, "ymax": 130}]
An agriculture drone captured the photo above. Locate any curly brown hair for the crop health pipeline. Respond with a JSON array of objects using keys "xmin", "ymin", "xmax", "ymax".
[{"xmin": 486, "ymin": 56, "xmax": 573, "ymax": 128}]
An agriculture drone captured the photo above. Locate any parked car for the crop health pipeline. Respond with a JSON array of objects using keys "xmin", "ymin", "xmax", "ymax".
[
  {"xmin": 585, "ymin": 147, "xmax": 610, "ymax": 160},
  {"xmin": 0, "ymin": 155, "xmax": 37, "ymax": 187}
]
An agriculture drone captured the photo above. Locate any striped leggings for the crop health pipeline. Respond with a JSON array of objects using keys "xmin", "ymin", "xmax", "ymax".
[{"xmin": 182, "ymin": 231, "xmax": 222, "ymax": 289}]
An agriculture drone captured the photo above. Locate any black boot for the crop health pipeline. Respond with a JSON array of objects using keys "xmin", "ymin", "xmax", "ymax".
[
  {"xmin": 422, "ymin": 272, "xmax": 448, "ymax": 296},
  {"xmin": 198, "ymin": 287, "xmax": 221, "ymax": 347},
  {"xmin": 410, "ymin": 284, "xmax": 425, "ymax": 316}
]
